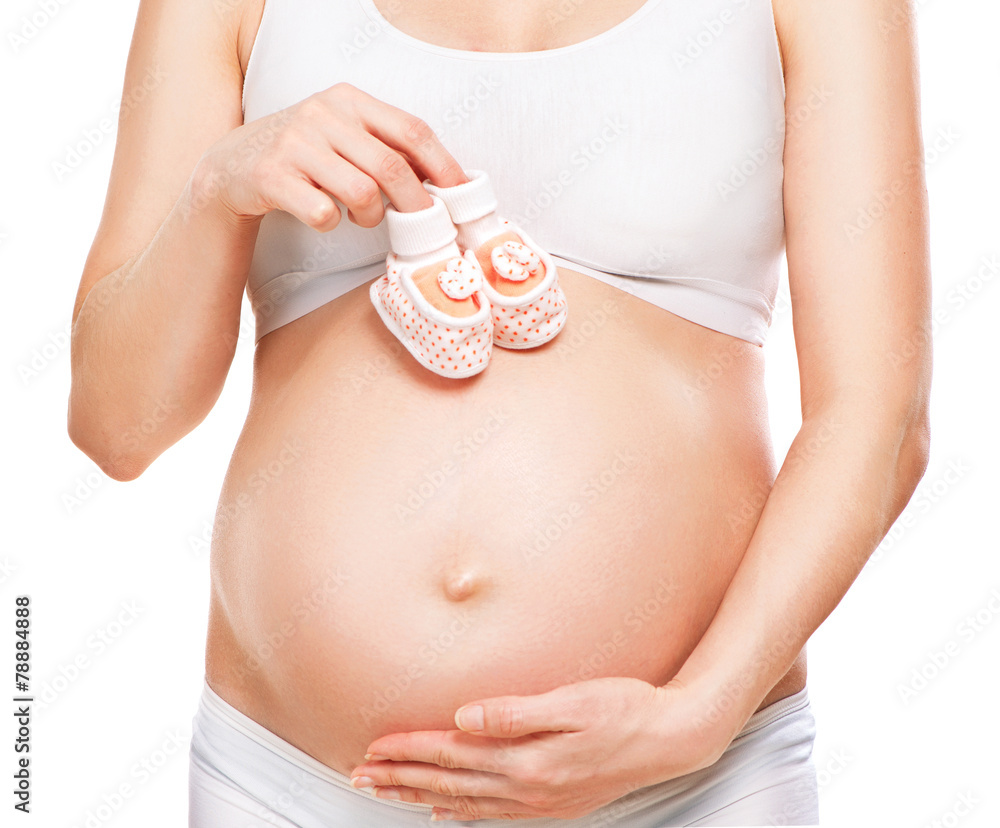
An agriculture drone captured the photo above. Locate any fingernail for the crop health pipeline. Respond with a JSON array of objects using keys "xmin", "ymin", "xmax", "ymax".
[
  {"xmin": 349, "ymin": 776, "xmax": 374, "ymax": 789},
  {"xmin": 373, "ymin": 786, "xmax": 401, "ymax": 800},
  {"xmin": 456, "ymin": 705, "xmax": 483, "ymax": 731},
  {"xmin": 431, "ymin": 810, "xmax": 456, "ymax": 821},
  {"xmin": 364, "ymin": 753, "xmax": 390, "ymax": 761}
]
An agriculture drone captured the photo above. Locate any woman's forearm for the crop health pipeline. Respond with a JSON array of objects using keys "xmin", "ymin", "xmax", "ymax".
[
  {"xmin": 665, "ymin": 393, "xmax": 930, "ymax": 744},
  {"xmin": 68, "ymin": 162, "xmax": 261, "ymax": 480}
]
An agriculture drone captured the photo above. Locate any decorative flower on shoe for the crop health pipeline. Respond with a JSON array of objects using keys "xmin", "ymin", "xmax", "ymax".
[
  {"xmin": 437, "ymin": 254, "xmax": 483, "ymax": 300},
  {"xmin": 491, "ymin": 241, "xmax": 542, "ymax": 282}
]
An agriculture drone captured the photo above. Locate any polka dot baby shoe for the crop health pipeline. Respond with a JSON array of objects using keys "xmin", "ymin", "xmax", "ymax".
[
  {"xmin": 370, "ymin": 195, "xmax": 494, "ymax": 379},
  {"xmin": 481, "ymin": 219, "xmax": 569, "ymax": 350},
  {"xmin": 423, "ymin": 170, "xmax": 568, "ymax": 350}
]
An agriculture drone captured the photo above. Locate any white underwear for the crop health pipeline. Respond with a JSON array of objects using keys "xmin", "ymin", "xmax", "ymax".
[{"xmin": 188, "ymin": 680, "xmax": 819, "ymax": 827}]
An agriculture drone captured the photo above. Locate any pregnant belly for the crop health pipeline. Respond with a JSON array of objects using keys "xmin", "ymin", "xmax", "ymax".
[{"xmin": 206, "ymin": 268, "xmax": 776, "ymax": 778}]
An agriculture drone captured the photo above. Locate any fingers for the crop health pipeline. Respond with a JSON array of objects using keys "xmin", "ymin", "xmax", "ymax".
[
  {"xmin": 432, "ymin": 807, "xmax": 539, "ymax": 822},
  {"xmin": 295, "ymin": 141, "xmax": 387, "ymax": 228},
  {"xmin": 326, "ymin": 128, "xmax": 434, "ymax": 213},
  {"xmin": 234, "ymin": 82, "xmax": 471, "ymax": 230},
  {"xmin": 354, "ymin": 762, "xmax": 544, "ymax": 818},
  {"xmin": 364, "ymin": 730, "xmax": 526, "ymax": 776},
  {"xmin": 456, "ymin": 693, "xmax": 584, "ymax": 738},
  {"xmin": 266, "ymin": 173, "xmax": 342, "ymax": 233},
  {"xmin": 361, "ymin": 761, "xmax": 511, "ymax": 801},
  {"xmin": 376, "ymin": 783, "xmax": 540, "ymax": 820},
  {"xmin": 346, "ymin": 88, "xmax": 470, "ymax": 198}
]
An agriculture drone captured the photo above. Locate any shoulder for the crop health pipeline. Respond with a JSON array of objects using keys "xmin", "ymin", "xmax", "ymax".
[{"xmin": 769, "ymin": 0, "xmax": 919, "ymax": 77}]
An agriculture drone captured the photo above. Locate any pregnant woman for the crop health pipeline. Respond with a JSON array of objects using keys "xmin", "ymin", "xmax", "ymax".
[{"xmin": 67, "ymin": 0, "xmax": 931, "ymax": 824}]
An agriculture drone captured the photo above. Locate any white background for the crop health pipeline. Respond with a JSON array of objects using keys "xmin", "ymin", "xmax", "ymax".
[{"xmin": 2, "ymin": 0, "xmax": 997, "ymax": 826}]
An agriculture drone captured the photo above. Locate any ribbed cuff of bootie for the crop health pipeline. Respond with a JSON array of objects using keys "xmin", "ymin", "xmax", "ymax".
[
  {"xmin": 423, "ymin": 170, "xmax": 499, "ymax": 224},
  {"xmin": 384, "ymin": 194, "xmax": 457, "ymax": 257}
]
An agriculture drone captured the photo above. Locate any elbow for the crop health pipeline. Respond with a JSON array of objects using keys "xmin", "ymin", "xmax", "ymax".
[
  {"xmin": 867, "ymin": 366, "xmax": 932, "ymax": 494},
  {"xmin": 898, "ymin": 405, "xmax": 931, "ymax": 492},
  {"xmin": 67, "ymin": 398, "xmax": 153, "ymax": 483},
  {"xmin": 98, "ymin": 452, "xmax": 151, "ymax": 484},
  {"xmin": 897, "ymin": 338, "xmax": 934, "ymax": 495},
  {"xmin": 68, "ymin": 427, "xmax": 152, "ymax": 483},
  {"xmin": 885, "ymin": 393, "xmax": 931, "ymax": 516}
]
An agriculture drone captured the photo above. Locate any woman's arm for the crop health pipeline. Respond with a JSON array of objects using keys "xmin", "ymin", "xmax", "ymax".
[
  {"xmin": 68, "ymin": 0, "xmax": 258, "ymax": 481},
  {"xmin": 664, "ymin": 0, "xmax": 932, "ymax": 743},
  {"xmin": 68, "ymin": 0, "xmax": 464, "ymax": 481}
]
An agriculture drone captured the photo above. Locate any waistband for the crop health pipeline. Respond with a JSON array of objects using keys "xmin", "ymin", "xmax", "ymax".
[
  {"xmin": 193, "ymin": 678, "xmax": 810, "ymax": 817},
  {"xmin": 198, "ymin": 680, "xmax": 386, "ymax": 803}
]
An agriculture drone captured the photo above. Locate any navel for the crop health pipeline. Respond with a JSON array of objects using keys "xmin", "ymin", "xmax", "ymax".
[{"xmin": 442, "ymin": 571, "xmax": 480, "ymax": 602}]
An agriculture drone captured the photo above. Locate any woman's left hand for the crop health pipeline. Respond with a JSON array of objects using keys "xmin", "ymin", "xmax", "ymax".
[{"xmin": 347, "ymin": 676, "xmax": 734, "ymax": 821}]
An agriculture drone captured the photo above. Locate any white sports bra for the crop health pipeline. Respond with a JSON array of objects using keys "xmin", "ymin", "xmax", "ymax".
[{"xmin": 242, "ymin": 0, "xmax": 786, "ymax": 345}]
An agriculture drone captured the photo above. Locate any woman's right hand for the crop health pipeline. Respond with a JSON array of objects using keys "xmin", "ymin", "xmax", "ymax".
[{"xmin": 194, "ymin": 82, "xmax": 466, "ymax": 232}]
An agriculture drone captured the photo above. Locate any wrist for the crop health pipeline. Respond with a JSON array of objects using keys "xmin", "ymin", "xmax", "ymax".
[
  {"xmin": 641, "ymin": 676, "xmax": 746, "ymax": 783},
  {"xmin": 662, "ymin": 672, "xmax": 752, "ymax": 749},
  {"xmin": 664, "ymin": 644, "xmax": 783, "ymax": 745},
  {"xmin": 666, "ymin": 597, "xmax": 812, "ymax": 736}
]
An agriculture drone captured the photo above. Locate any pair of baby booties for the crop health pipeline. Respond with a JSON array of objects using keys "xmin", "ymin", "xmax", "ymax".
[{"xmin": 369, "ymin": 170, "xmax": 568, "ymax": 378}]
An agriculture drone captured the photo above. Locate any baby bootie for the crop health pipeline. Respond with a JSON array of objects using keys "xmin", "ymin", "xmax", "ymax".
[
  {"xmin": 370, "ymin": 195, "xmax": 493, "ymax": 378},
  {"xmin": 423, "ymin": 170, "xmax": 568, "ymax": 349}
]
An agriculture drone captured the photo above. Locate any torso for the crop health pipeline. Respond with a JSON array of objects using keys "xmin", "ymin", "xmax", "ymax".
[{"xmin": 214, "ymin": 0, "xmax": 804, "ymax": 780}]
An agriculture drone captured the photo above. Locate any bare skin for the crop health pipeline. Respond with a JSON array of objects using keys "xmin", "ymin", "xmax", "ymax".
[{"xmin": 68, "ymin": 0, "xmax": 930, "ymax": 819}]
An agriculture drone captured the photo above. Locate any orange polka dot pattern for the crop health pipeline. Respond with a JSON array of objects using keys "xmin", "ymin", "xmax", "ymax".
[
  {"xmin": 488, "ymin": 220, "xmax": 569, "ymax": 350},
  {"xmin": 490, "ymin": 275, "xmax": 568, "ymax": 349},
  {"xmin": 370, "ymin": 256, "xmax": 493, "ymax": 379}
]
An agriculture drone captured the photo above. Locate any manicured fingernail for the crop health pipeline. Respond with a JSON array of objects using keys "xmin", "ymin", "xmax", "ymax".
[
  {"xmin": 364, "ymin": 753, "xmax": 390, "ymax": 761},
  {"xmin": 373, "ymin": 786, "xmax": 400, "ymax": 800},
  {"xmin": 456, "ymin": 705, "xmax": 483, "ymax": 731},
  {"xmin": 349, "ymin": 776, "xmax": 374, "ymax": 789},
  {"xmin": 431, "ymin": 810, "xmax": 456, "ymax": 821}
]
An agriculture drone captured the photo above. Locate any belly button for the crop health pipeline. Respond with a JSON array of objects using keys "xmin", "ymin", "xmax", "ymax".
[{"xmin": 442, "ymin": 572, "xmax": 480, "ymax": 602}]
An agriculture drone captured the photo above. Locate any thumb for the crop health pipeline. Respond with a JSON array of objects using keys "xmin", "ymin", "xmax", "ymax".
[{"xmin": 454, "ymin": 686, "xmax": 583, "ymax": 737}]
